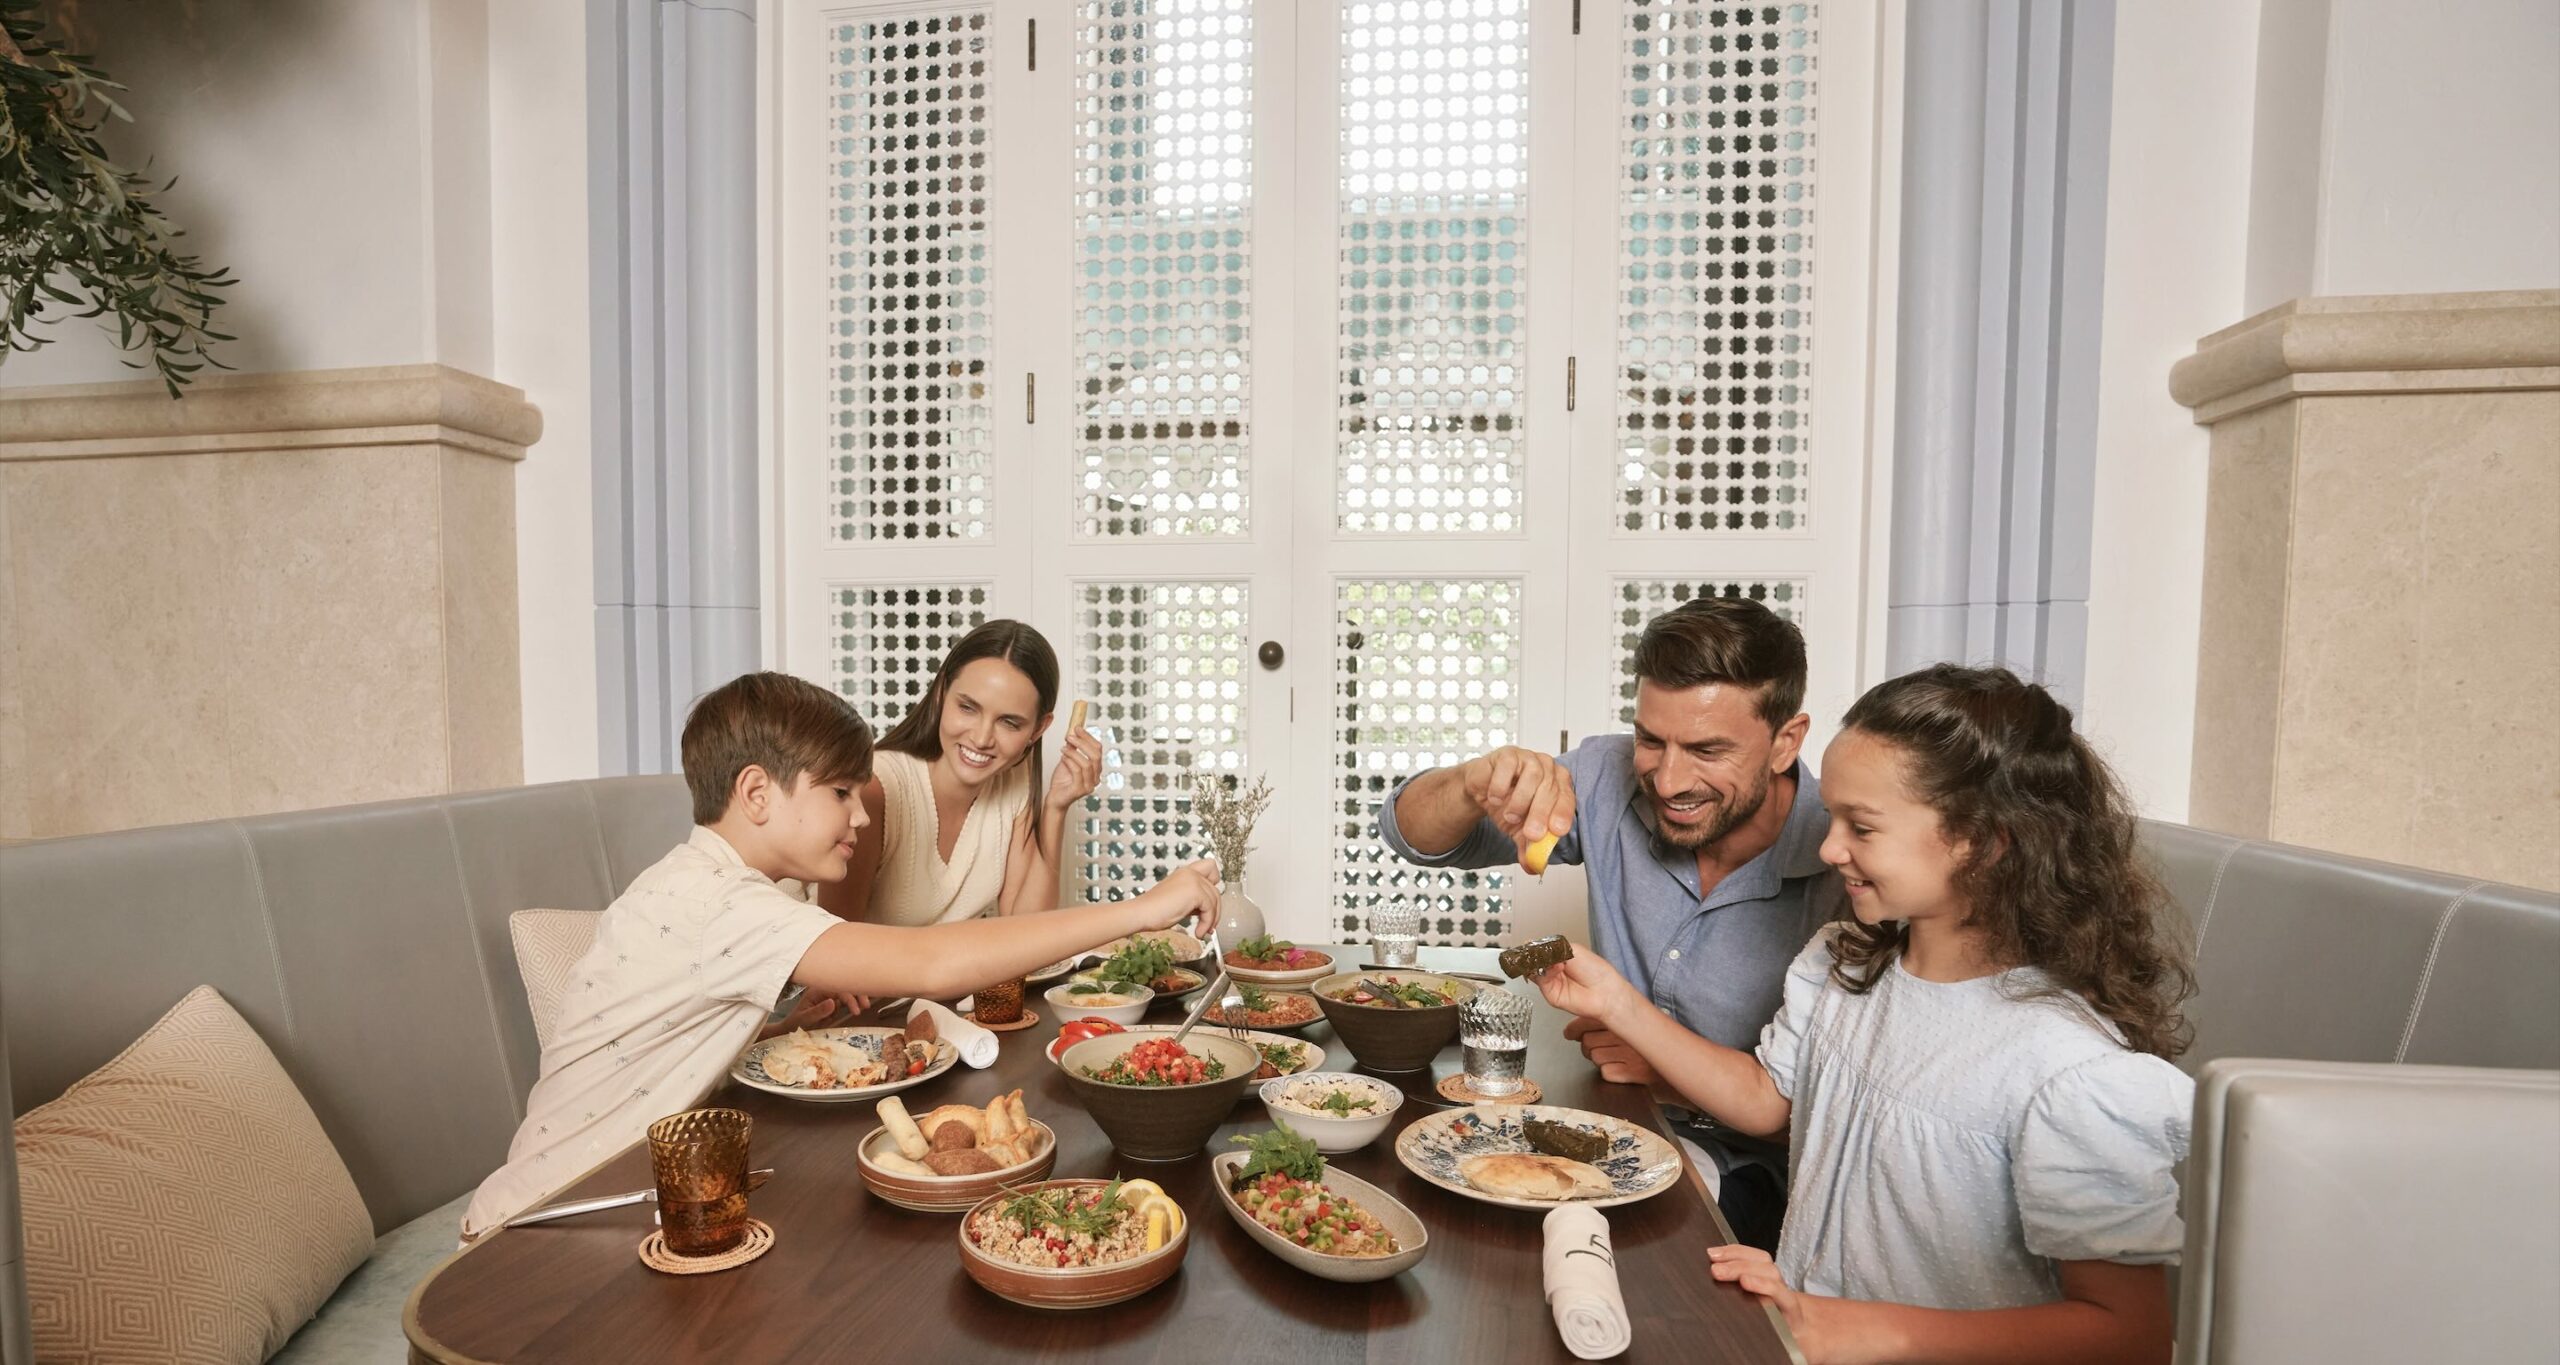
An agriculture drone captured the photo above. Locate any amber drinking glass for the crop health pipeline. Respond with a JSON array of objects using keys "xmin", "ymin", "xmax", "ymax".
[
  {"xmin": 648, "ymin": 1107, "xmax": 753, "ymax": 1256},
  {"xmin": 973, "ymin": 975, "xmax": 1027, "ymax": 1025}
]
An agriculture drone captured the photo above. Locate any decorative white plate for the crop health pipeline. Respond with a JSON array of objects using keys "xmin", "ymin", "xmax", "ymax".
[
  {"xmin": 1047, "ymin": 1025, "xmax": 1324, "ymax": 1078},
  {"xmin": 1393, "ymin": 1104, "xmax": 1683, "ymax": 1210},
  {"xmin": 731, "ymin": 1026, "xmax": 959, "ymax": 1104}
]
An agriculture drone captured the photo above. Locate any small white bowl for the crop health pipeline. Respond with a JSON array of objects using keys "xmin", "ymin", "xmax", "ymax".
[
  {"xmin": 1044, "ymin": 980, "xmax": 1155, "ymax": 1025},
  {"xmin": 1258, "ymin": 1072, "xmax": 1403, "ymax": 1152}
]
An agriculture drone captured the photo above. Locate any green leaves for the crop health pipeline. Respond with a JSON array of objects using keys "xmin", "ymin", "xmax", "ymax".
[
  {"xmin": 1228, "ymin": 1122, "xmax": 1324, "ymax": 1189},
  {"xmin": 3, "ymin": 4, "xmax": 234, "ymax": 397}
]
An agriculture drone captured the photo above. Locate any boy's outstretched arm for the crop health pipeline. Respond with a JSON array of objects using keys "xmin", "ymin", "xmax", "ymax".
[{"xmin": 791, "ymin": 857, "xmax": 1220, "ymax": 1001}]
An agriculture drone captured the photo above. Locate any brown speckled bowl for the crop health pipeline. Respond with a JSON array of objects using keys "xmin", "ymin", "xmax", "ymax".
[
  {"xmin": 1309, "ymin": 970, "xmax": 1478, "ymax": 1072},
  {"xmin": 1058, "ymin": 1031, "xmax": 1262, "ymax": 1161},
  {"xmin": 855, "ymin": 1120, "xmax": 1057, "ymax": 1213},
  {"xmin": 957, "ymin": 1179, "xmax": 1190, "ymax": 1310}
]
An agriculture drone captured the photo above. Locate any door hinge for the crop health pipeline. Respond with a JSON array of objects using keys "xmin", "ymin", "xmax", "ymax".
[
  {"xmin": 1572, "ymin": 0, "xmax": 1582, "ymax": 36},
  {"xmin": 1565, "ymin": 355, "xmax": 1578, "ymax": 412},
  {"xmin": 1559, "ymin": 728, "xmax": 1570, "ymax": 754},
  {"xmin": 1024, "ymin": 372, "xmax": 1036, "ymax": 424},
  {"xmin": 1289, "ymin": 688, "xmax": 1296, "ymax": 723},
  {"xmin": 1028, "ymin": 18, "xmax": 1037, "ymax": 71}
]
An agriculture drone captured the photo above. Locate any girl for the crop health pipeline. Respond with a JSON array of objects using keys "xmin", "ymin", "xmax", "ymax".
[
  {"xmin": 1529, "ymin": 664, "xmax": 2196, "ymax": 1365},
  {"xmin": 819, "ymin": 621, "xmax": 1102, "ymax": 926}
]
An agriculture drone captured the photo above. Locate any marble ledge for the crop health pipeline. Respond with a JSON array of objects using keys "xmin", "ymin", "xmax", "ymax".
[
  {"xmin": 2170, "ymin": 289, "xmax": 2560, "ymax": 423},
  {"xmin": 0, "ymin": 363, "xmax": 541, "ymax": 459}
]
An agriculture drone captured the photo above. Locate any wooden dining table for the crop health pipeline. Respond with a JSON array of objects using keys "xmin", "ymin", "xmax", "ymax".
[{"xmin": 405, "ymin": 947, "xmax": 1802, "ymax": 1363}]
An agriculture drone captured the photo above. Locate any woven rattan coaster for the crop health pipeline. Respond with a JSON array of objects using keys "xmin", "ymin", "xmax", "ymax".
[
  {"xmin": 965, "ymin": 1007, "xmax": 1041, "ymax": 1033},
  {"xmin": 639, "ymin": 1219, "xmax": 774, "ymax": 1275},
  {"xmin": 1437, "ymin": 1074, "xmax": 1543, "ymax": 1106}
]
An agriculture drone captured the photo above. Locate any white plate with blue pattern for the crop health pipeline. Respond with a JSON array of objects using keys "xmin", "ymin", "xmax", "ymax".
[
  {"xmin": 1393, "ymin": 1104, "xmax": 1684, "ymax": 1210},
  {"xmin": 731, "ymin": 1026, "xmax": 959, "ymax": 1104}
]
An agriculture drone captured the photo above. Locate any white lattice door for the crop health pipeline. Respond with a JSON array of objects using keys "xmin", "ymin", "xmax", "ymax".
[{"xmin": 774, "ymin": 0, "xmax": 1888, "ymax": 946}]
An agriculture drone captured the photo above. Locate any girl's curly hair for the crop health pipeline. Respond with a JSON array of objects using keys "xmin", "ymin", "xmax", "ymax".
[{"xmin": 1828, "ymin": 664, "xmax": 2196, "ymax": 1059}]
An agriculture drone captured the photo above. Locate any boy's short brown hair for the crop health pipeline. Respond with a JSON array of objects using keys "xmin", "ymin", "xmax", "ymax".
[{"xmin": 680, "ymin": 672, "xmax": 875, "ymax": 824}]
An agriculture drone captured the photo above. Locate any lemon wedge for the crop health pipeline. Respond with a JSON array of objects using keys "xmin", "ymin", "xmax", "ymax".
[
  {"xmin": 1137, "ymin": 1192, "xmax": 1184, "ymax": 1239},
  {"xmin": 1143, "ymin": 1206, "xmax": 1169, "ymax": 1251},
  {"xmin": 1521, "ymin": 832, "xmax": 1560, "ymax": 875},
  {"xmin": 1117, "ymin": 1178, "xmax": 1167, "ymax": 1204}
]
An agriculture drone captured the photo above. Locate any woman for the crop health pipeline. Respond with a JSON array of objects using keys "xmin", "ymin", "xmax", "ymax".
[{"xmin": 819, "ymin": 620, "xmax": 1102, "ymax": 925}]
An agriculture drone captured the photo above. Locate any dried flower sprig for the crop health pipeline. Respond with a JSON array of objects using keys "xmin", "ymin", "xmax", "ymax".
[{"xmin": 1187, "ymin": 769, "xmax": 1273, "ymax": 884}]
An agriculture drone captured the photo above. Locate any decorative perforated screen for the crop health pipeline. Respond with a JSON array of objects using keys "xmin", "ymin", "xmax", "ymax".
[
  {"xmin": 1071, "ymin": 0, "xmax": 1257, "ymax": 540},
  {"xmin": 1335, "ymin": 0, "xmax": 1530, "ymax": 535},
  {"xmin": 1070, "ymin": 581, "xmax": 1254, "ymax": 901},
  {"xmin": 1610, "ymin": 577, "xmax": 1808, "ymax": 724},
  {"xmin": 1614, "ymin": 0, "xmax": 1818, "ymax": 534},
  {"xmin": 829, "ymin": 11, "xmax": 994, "ymax": 543},
  {"xmin": 1330, "ymin": 578, "xmax": 1522, "ymax": 946},
  {"xmin": 830, "ymin": 583, "xmax": 992, "ymax": 732}
]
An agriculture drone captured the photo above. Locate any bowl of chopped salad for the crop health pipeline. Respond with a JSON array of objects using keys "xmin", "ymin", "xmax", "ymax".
[
  {"xmin": 958, "ymin": 1177, "xmax": 1191, "ymax": 1309},
  {"xmin": 1059, "ymin": 1031, "xmax": 1262, "ymax": 1161},
  {"xmin": 1260, "ymin": 1072, "xmax": 1402, "ymax": 1152},
  {"xmin": 1211, "ymin": 1125, "xmax": 1428, "ymax": 1282},
  {"xmin": 1309, "ymin": 970, "xmax": 1478, "ymax": 1073}
]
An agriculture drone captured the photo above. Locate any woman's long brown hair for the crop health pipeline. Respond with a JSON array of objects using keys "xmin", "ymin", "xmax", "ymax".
[
  {"xmin": 876, "ymin": 619, "xmax": 1062, "ymax": 811},
  {"xmin": 1829, "ymin": 664, "xmax": 2195, "ymax": 1059}
]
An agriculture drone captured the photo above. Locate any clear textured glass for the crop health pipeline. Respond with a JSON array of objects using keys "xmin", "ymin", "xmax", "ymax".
[
  {"xmin": 1459, "ymin": 987, "xmax": 1534, "ymax": 1096},
  {"xmin": 648, "ymin": 1107, "xmax": 753, "ymax": 1256},
  {"xmin": 1366, "ymin": 901, "xmax": 1422, "ymax": 967}
]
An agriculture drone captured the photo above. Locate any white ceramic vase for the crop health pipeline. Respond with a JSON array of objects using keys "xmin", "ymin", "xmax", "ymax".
[{"xmin": 1218, "ymin": 877, "xmax": 1266, "ymax": 942}]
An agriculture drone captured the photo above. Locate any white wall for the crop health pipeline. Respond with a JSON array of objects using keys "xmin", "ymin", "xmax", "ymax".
[
  {"xmin": 488, "ymin": 3, "xmax": 601, "ymax": 784},
  {"xmin": 2079, "ymin": 0, "xmax": 2263, "ymax": 820},
  {"xmin": 1, "ymin": 0, "xmax": 599, "ymax": 785}
]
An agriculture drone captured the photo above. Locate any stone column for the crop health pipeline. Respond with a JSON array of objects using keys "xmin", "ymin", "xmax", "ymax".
[
  {"xmin": 2171, "ymin": 290, "xmax": 2560, "ymax": 891},
  {"xmin": 0, "ymin": 365, "xmax": 535, "ymax": 839}
]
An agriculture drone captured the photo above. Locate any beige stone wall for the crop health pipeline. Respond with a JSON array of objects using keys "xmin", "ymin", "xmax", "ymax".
[
  {"xmin": 0, "ymin": 366, "xmax": 533, "ymax": 840},
  {"xmin": 2176, "ymin": 291, "xmax": 2560, "ymax": 891}
]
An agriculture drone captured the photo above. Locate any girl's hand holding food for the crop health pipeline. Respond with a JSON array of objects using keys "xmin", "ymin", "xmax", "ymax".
[{"xmin": 1524, "ymin": 942, "xmax": 1638, "ymax": 1024}]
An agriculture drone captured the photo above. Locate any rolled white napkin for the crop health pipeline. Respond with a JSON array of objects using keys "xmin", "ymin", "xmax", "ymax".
[
  {"xmin": 910, "ymin": 998, "xmax": 999, "ymax": 1069},
  {"xmin": 1542, "ymin": 1203, "xmax": 1632, "ymax": 1360}
]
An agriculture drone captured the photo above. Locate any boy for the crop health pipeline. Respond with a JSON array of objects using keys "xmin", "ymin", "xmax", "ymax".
[{"xmin": 462, "ymin": 672, "xmax": 1218, "ymax": 1237}]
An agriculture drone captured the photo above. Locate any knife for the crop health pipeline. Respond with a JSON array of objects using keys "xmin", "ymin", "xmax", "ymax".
[
  {"xmin": 504, "ymin": 1168, "xmax": 775, "ymax": 1227},
  {"xmin": 1356, "ymin": 963, "xmax": 1506, "ymax": 985}
]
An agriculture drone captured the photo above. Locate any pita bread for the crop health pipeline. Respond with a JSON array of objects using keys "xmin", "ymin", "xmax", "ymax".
[{"xmin": 1461, "ymin": 1152, "xmax": 1613, "ymax": 1202}]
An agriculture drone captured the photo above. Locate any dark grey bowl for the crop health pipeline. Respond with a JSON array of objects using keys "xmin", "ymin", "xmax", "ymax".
[
  {"xmin": 1059, "ymin": 1031, "xmax": 1262, "ymax": 1161},
  {"xmin": 1310, "ymin": 970, "xmax": 1478, "ymax": 1073}
]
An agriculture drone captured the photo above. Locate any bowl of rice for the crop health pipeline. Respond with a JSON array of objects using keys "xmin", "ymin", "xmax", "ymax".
[
  {"xmin": 957, "ymin": 1178, "xmax": 1189, "ymax": 1310},
  {"xmin": 1260, "ymin": 1072, "xmax": 1402, "ymax": 1152}
]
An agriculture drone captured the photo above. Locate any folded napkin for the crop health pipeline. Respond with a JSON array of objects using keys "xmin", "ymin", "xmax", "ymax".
[
  {"xmin": 1542, "ymin": 1203, "xmax": 1632, "ymax": 1360},
  {"xmin": 910, "ymin": 999, "xmax": 999, "ymax": 1069}
]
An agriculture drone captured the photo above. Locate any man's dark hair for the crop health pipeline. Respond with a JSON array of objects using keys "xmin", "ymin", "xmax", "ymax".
[
  {"xmin": 680, "ymin": 672, "xmax": 875, "ymax": 824},
  {"xmin": 1630, "ymin": 596, "xmax": 1808, "ymax": 730}
]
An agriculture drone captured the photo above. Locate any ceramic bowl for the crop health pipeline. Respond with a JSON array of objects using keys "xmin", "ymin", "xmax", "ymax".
[
  {"xmin": 1308, "ymin": 970, "xmax": 1478, "ymax": 1073},
  {"xmin": 1059, "ymin": 1030, "xmax": 1262, "ymax": 1161},
  {"xmin": 957, "ymin": 1179, "xmax": 1190, "ymax": 1309},
  {"xmin": 1219, "ymin": 945, "xmax": 1340, "ymax": 989},
  {"xmin": 1257, "ymin": 1072, "xmax": 1403, "ymax": 1152},
  {"xmin": 1042, "ymin": 981, "xmax": 1154, "ymax": 1026},
  {"xmin": 855, "ymin": 1119, "xmax": 1058, "ymax": 1213},
  {"xmin": 1197, "ymin": 988, "xmax": 1326, "ymax": 1033},
  {"xmin": 1207, "ymin": 1151, "xmax": 1429, "ymax": 1282}
]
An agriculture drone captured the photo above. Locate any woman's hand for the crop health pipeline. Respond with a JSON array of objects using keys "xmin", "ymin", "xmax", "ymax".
[
  {"xmin": 1135, "ymin": 858, "xmax": 1223, "ymax": 937},
  {"xmin": 1708, "ymin": 1246, "xmax": 1869, "ymax": 1365},
  {"xmin": 1045, "ymin": 722, "xmax": 1104, "ymax": 814}
]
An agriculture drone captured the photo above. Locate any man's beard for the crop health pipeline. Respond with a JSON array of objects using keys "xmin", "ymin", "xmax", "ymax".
[{"xmin": 1653, "ymin": 766, "xmax": 1772, "ymax": 852}]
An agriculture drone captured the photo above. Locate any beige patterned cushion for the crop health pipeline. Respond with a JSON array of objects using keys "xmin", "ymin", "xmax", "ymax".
[
  {"xmin": 508, "ymin": 908, "xmax": 602, "ymax": 1050},
  {"xmin": 15, "ymin": 985, "xmax": 374, "ymax": 1363}
]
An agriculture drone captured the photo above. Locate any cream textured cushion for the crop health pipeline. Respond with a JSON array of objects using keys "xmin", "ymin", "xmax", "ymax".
[
  {"xmin": 508, "ymin": 908, "xmax": 603, "ymax": 1050},
  {"xmin": 15, "ymin": 986, "xmax": 375, "ymax": 1364}
]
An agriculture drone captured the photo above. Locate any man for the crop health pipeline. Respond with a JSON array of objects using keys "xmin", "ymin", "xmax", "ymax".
[{"xmin": 1374, "ymin": 596, "xmax": 1843, "ymax": 1249}]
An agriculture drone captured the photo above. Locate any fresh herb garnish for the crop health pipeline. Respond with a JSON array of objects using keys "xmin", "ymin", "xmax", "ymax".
[
  {"xmin": 1228, "ymin": 1123, "xmax": 1324, "ymax": 1189},
  {"xmin": 1095, "ymin": 938, "xmax": 1177, "ymax": 991},
  {"xmin": 1236, "ymin": 983, "xmax": 1274, "ymax": 1012},
  {"xmin": 1067, "ymin": 983, "xmax": 1106, "ymax": 995},
  {"xmin": 1317, "ymin": 1088, "xmax": 1377, "ymax": 1117},
  {"xmin": 1255, "ymin": 1042, "xmax": 1302, "ymax": 1072},
  {"xmin": 1236, "ymin": 933, "xmax": 1295, "ymax": 963},
  {"xmin": 999, "ymin": 1178, "xmax": 1128, "ymax": 1237}
]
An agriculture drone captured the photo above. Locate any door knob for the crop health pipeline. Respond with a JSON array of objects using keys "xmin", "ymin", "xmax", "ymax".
[{"xmin": 1257, "ymin": 641, "xmax": 1285, "ymax": 670}]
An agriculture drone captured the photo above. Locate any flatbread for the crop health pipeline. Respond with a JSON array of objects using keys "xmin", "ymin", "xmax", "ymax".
[{"xmin": 1461, "ymin": 1152, "xmax": 1613, "ymax": 1202}]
